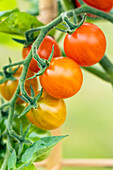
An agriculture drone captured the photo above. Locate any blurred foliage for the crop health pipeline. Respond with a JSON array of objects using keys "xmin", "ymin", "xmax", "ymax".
[{"xmin": 0, "ymin": 0, "xmax": 17, "ymax": 11}]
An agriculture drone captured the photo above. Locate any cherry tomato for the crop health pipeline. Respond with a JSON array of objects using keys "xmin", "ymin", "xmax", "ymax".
[
  {"xmin": 0, "ymin": 66, "xmax": 38, "ymax": 104},
  {"xmin": 22, "ymin": 36, "xmax": 61, "ymax": 73},
  {"xmin": 39, "ymin": 57, "xmax": 83, "ymax": 99},
  {"xmin": 64, "ymin": 22, "xmax": 106, "ymax": 67},
  {"xmin": 26, "ymin": 90, "xmax": 67, "ymax": 130},
  {"xmin": 75, "ymin": 0, "xmax": 113, "ymax": 12}
]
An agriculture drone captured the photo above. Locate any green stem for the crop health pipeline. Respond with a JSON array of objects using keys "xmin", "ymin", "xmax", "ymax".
[
  {"xmin": 78, "ymin": 0, "xmax": 85, "ymax": 5},
  {"xmin": 66, "ymin": 6, "xmax": 113, "ymax": 23},
  {"xmin": 26, "ymin": 6, "xmax": 113, "ymax": 39},
  {"xmin": 56, "ymin": 32, "xmax": 64, "ymax": 43},
  {"xmin": 3, "ymin": 60, "xmax": 24, "ymax": 71},
  {"xmin": 99, "ymin": 55, "xmax": 113, "ymax": 75},
  {"xmin": 19, "ymin": 52, "xmax": 34, "ymax": 104},
  {"xmin": 1, "ymin": 145, "xmax": 10, "ymax": 170},
  {"xmin": 0, "ymin": 102, "xmax": 10, "ymax": 109},
  {"xmin": 82, "ymin": 66, "xmax": 110, "ymax": 82}
]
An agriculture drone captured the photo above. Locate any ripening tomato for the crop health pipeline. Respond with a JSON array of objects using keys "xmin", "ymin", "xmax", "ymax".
[
  {"xmin": 22, "ymin": 36, "xmax": 61, "ymax": 73},
  {"xmin": 39, "ymin": 57, "xmax": 83, "ymax": 99},
  {"xmin": 0, "ymin": 66, "xmax": 38, "ymax": 103},
  {"xmin": 64, "ymin": 22, "xmax": 106, "ymax": 67},
  {"xmin": 26, "ymin": 90, "xmax": 67, "ymax": 130},
  {"xmin": 75, "ymin": 0, "xmax": 113, "ymax": 12}
]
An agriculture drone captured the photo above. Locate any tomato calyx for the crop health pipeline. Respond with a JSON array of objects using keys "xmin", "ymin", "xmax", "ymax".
[
  {"xmin": 18, "ymin": 89, "xmax": 43, "ymax": 118},
  {"xmin": 28, "ymin": 45, "xmax": 54, "ymax": 81},
  {"xmin": 56, "ymin": 12, "xmax": 86, "ymax": 34},
  {"xmin": 0, "ymin": 66, "xmax": 20, "ymax": 85}
]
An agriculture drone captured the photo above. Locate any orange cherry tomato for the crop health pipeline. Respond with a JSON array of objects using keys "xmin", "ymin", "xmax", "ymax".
[
  {"xmin": 22, "ymin": 36, "xmax": 61, "ymax": 73},
  {"xmin": 75, "ymin": 0, "xmax": 113, "ymax": 12},
  {"xmin": 26, "ymin": 90, "xmax": 67, "ymax": 130},
  {"xmin": 64, "ymin": 22, "xmax": 106, "ymax": 67},
  {"xmin": 0, "ymin": 66, "xmax": 38, "ymax": 104},
  {"xmin": 39, "ymin": 57, "xmax": 83, "ymax": 99}
]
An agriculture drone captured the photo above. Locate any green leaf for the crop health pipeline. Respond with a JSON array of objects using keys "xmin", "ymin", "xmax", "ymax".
[
  {"xmin": 16, "ymin": 163, "xmax": 36, "ymax": 170},
  {"xmin": 22, "ymin": 135, "xmax": 67, "ymax": 163},
  {"xmin": 18, "ymin": 105, "xmax": 33, "ymax": 118},
  {"xmin": 0, "ymin": 8, "xmax": 19, "ymax": 22},
  {"xmin": 0, "ymin": 12, "xmax": 43, "ymax": 36},
  {"xmin": 8, "ymin": 150, "xmax": 16, "ymax": 169}
]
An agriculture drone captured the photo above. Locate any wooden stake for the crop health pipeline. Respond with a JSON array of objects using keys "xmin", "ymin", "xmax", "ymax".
[
  {"xmin": 38, "ymin": 0, "xmax": 58, "ymax": 24},
  {"xmin": 35, "ymin": 1, "xmax": 62, "ymax": 169},
  {"xmin": 35, "ymin": 159, "xmax": 113, "ymax": 168}
]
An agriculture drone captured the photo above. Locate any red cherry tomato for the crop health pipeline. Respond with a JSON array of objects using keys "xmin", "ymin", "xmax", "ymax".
[
  {"xmin": 64, "ymin": 22, "xmax": 106, "ymax": 67},
  {"xmin": 22, "ymin": 36, "xmax": 61, "ymax": 73},
  {"xmin": 39, "ymin": 57, "xmax": 83, "ymax": 99},
  {"xmin": 75, "ymin": 0, "xmax": 113, "ymax": 12}
]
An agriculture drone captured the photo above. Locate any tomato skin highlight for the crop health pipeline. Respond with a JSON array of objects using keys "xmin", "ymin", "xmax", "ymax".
[
  {"xmin": 39, "ymin": 57, "xmax": 83, "ymax": 99},
  {"xmin": 22, "ymin": 36, "xmax": 61, "ymax": 73},
  {"xmin": 64, "ymin": 22, "xmax": 106, "ymax": 67},
  {"xmin": 26, "ymin": 90, "xmax": 67, "ymax": 130},
  {"xmin": 75, "ymin": 0, "xmax": 113, "ymax": 12},
  {"xmin": 0, "ymin": 66, "xmax": 38, "ymax": 104}
]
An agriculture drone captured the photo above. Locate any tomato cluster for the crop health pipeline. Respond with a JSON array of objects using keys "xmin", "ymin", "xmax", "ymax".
[{"xmin": 0, "ymin": 21, "xmax": 106, "ymax": 141}]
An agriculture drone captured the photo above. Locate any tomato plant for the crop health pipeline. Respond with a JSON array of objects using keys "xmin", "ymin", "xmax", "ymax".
[
  {"xmin": 75, "ymin": 0, "xmax": 113, "ymax": 12},
  {"xmin": 39, "ymin": 57, "xmax": 83, "ymax": 99},
  {"xmin": 0, "ymin": 0, "xmax": 113, "ymax": 169},
  {"xmin": 22, "ymin": 35, "xmax": 61, "ymax": 72},
  {"xmin": 26, "ymin": 90, "xmax": 67, "ymax": 130},
  {"xmin": 64, "ymin": 22, "xmax": 106, "ymax": 67},
  {"xmin": 0, "ymin": 66, "xmax": 38, "ymax": 103}
]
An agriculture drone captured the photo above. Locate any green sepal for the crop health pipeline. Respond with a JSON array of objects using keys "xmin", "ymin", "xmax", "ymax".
[
  {"xmin": 30, "ymin": 85, "xmax": 35, "ymax": 98},
  {"xmin": 17, "ymin": 95, "xmax": 29, "ymax": 103},
  {"xmin": 48, "ymin": 45, "xmax": 54, "ymax": 62},
  {"xmin": 18, "ymin": 105, "xmax": 33, "ymax": 118},
  {"xmin": 23, "ymin": 124, "xmax": 32, "ymax": 139},
  {"xmin": 9, "ymin": 76, "xmax": 17, "ymax": 81},
  {"xmin": 0, "ymin": 77, "xmax": 8, "ymax": 84},
  {"xmin": 35, "ymin": 88, "xmax": 43, "ymax": 102}
]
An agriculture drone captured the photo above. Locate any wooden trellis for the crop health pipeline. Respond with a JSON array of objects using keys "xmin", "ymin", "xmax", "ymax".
[
  {"xmin": 34, "ymin": 0, "xmax": 113, "ymax": 169},
  {"xmin": 34, "ymin": 130, "xmax": 113, "ymax": 169}
]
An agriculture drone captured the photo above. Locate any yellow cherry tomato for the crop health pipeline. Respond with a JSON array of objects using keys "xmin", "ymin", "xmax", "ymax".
[
  {"xmin": 26, "ymin": 91, "xmax": 67, "ymax": 130},
  {"xmin": 0, "ymin": 66, "xmax": 38, "ymax": 104}
]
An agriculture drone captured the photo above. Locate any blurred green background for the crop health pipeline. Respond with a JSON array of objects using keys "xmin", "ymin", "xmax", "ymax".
[{"xmin": 0, "ymin": 0, "xmax": 113, "ymax": 170}]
